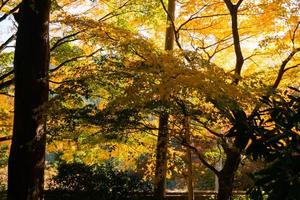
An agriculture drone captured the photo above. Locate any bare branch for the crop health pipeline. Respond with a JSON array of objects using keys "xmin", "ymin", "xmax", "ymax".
[
  {"xmin": 283, "ymin": 63, "xmax": 300, "ymax": 73},
  {"xmin": 181, "ymin": 141, "xmax": 220, "ymax": 176},
  {"xmin": 273, "ymin": 47, "xmax": 300, "ymax": 88},
  {"xmin": 98, "ymin": 0, "xmax": 130, "ymax": 22},
  {"xmin": 48, "ymin": 79, "xmax": 74, "ymax": 85},
  {"xmin": 50, "ymin": 48, "xmax": 101, "ymax": 73},
  {"xmin": 236, "ymin": 0, "xmax": 244, "ymax": 8},
  {"xmin": 0, "ymin": 0, "xmax": 9, "ymax": 12},
  {"xmin": 291, "ymin": 21, "xmax": 300, "ymax": 48},
  {"xmin": 193, "ymin": 118, "xmax": 224, "ymax": 138},
  {"xmin": 177, "ymin": 13, "xmax": 229, "ymax": 33},
  {"xmin": 223, "ymin": 0, "xmax": 233, "ymax": 10},
  {"xmin": 0, "ymin": 34, "xmax": 16, "ymax": 53},
  {"xmin": 0, "ymin": 78, "xmax": 13, "ymax": 90},
  {"xmin": 0, "ymin": 2, "xmax": 21, "ymax": 22},
  {"xmin": 0, "ymin": 69, "xmax": 13, "ymax": 82},
  {"xmin": 0, "ymin": 135, "xmax": 12, "ymax": 142},
  {"xmin": 50, "ymin": 30, "xmax": 83, "ymax": 51},
  {"xmin": 0, "ymin": 92, "xmax": 14, "ymax": 97}
]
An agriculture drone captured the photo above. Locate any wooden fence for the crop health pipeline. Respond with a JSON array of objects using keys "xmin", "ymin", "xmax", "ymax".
[{"xmin": 0, "ymin": 190, "xmax": 247, "ymax": 200}]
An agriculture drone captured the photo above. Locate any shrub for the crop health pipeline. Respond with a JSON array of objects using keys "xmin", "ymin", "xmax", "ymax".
[{"xmin": 49, "ymin": 160, "xmax": 152, "ymax": 200}]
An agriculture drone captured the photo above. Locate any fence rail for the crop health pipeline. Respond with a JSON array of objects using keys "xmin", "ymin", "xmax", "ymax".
[{"xmin": 0, "ymin": 190, "xmax": 247, "ymax": 200}]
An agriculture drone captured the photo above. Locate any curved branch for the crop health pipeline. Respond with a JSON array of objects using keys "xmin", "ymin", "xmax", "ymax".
[
  {"xmin": 223, "ymin": 0, "xmax": 244, "ymax": 84},
  {"xmin": 183, "ymin": 141, "xmax": 220, "ymax": 176},
  {"xmin": 273, "ymin": 47, "xmax": 300, "ymax": 89},
  {"xmin": 50, "ymin": 48, "xmax": 101, "ymax": 73},
  {"xmin": 50, "ymin": 30, "xmax": 83, "ymax": 51}
]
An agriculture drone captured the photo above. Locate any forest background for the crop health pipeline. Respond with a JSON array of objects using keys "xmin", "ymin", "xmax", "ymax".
[{"xmin": 0, "ymin": 0, "xmax": 299, "ymax": 200}]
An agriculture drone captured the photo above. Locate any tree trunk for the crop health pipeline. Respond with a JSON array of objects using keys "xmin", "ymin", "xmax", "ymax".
[
  {"xmin": 184, "ymin": 116, "xmax": 194, "ymax": 200},
  {"xmin": 230, "ymin": 8, "xmax": 244, "ymax": 82},
  {"xmin": 223, "ymin": 0, "xmax": 244, "ymax": 84},
  {"xmin": 217, "ymin": 149, "xmax": 241, "ymax": 200},
  {"xmin": 164, "ymin": 0, "xmax": 176, "ymax": 51},
  {"xmin": 8, "ymin": 0, "xmax": 50, "ymax": 199},
  {"xmin": 154, "ymin": 1, "xmax": 176, "ymax": 199},
  {"xmin": 154, "ymin": 113, "xmax": 170, "ymax": 200}
]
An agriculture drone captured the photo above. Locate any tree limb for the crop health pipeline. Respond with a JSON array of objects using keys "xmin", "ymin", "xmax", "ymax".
[
  {"xmin": 273, "ymin": 47, "xmax": 300, "ymax": 89},
  {"xmin": 0, "ymin": 69, "xmax": 13, "ymax": 82},
  {"xmin": 181, "ymin": 140, "xmax": 220, "ymax": 176},
  {"xmin": 0, "ymin": 2, "xmax": 21, "ymax": 22},
  {"xmin": 0, "ymin": 135, "xmax": 12, "ymax": 142},
  {"xmin": 0, "ymin": 78, "xmax": 13, "ymax": 90},
  {"xmin": 50, "ymin": 30, "xmax": 83, "ymax": 51},
  {"xmin": 50, "ymin": 48, "xmax": 101, "ymax": 73},
  {"xmin": 0, "ymin": 34, "xmax": 16, "ymax": 53}
]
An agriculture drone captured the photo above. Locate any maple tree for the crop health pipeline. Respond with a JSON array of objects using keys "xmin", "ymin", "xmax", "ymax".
[{"xmin": 0, "ymin": 0, "xmax": 300, "ymax": 200}]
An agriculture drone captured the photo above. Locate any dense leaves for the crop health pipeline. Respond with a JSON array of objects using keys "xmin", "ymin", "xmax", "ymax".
[
  {"xmin": 49, "ymin": 160, "xmax": 152, "ymax": 200},
  {"xmin": 247, "ymin": 88, "xmax": 300, "ymax": 200}
]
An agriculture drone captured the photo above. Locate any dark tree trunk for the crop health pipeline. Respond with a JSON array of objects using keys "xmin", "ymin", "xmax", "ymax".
[
  {"xmin": 217, "ymin": 115, "xmax": 248, "ymax": 200},
  {"xmin": 8, "ymin": 0, "xmax": 50, "ymax": 199},
  {"xmin": 223, "ymin": 0, "xmax": 244, "ymax": 84},
  {"xmin": 230, "ymin": 8, "xmax": 244, "ymax": 80},
  {"xmin": 217, "ymin": 150, "xmax": 241, "ymax": 200}
]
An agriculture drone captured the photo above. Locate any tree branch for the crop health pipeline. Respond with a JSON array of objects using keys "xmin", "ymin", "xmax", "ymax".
[
  {"xmin": 0, "ymin": 69, "xmax": 14, "ymax": 82},
  {"xmin": 291, "ymin": 21, "xmax": 300, "ymax": 48},
  {"xmin": 0, "ymin": 78, "xmax": 13, "ymax": 90},
  {"xmin": 0, "ymin": 135, "xmax": 12, "ymax": 142},
  {"xmin": 181, "ymin": 141, "xmax": 220, "ymax": 176},
  {"xmin": 0, "ymin": 2, "xmax": 21, "ymax": 22},
  {"xmin": 236, "ymin": 0, "xmax": 244, "ymax": 8},
  {"xmin": 0, "ymin": 0, "xmax": 10, "ymax": 11},
  {"xmin": 223, "ymin": 0, "xmax": 244, "ymax": 84},
  {"xmin": 283, "ymin": 63, "xmax": 300, "ymax": 72},
  {"xmin": 50, "ymin": 48, "xmax": 101, "ymax": 73},
  {"xmin": 273, "ymin": 47, "xmax": 300, "ymax": 89},
  {"xmin": 0, "ymin": 34, "xmax": 16, "ymax": 53},
  {"xmin": 50, "ymin": 30, "xmax": 83, "ymax": 51}
]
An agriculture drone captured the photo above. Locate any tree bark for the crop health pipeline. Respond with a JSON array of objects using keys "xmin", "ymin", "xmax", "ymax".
[
  {"xmin": 154, "ymin": 1, "xmax": 176, "ymax": 199},
  {"xmin": 154, "ymin": 112, "xmax": 170, "ymax": 200},
  {"xmin": 217, "ymin": 115, "xmax": 247, "ymax": 200},
  {"xmin": 8, "ymin": 0, "xmax": 50, "ymax": 199},
  {"xmin": 217, "ymin": 150, "xmax": 241, "ymax": 200},
  {"xmin": 215, "ymin": 2, "xmax": 245, "ymax": 198},
  {"xmin": 164, "ymin": 0, "xmax": 176, "ymax": 51},
  {"xmin": 223, "ymin": 0, "xmax": 244, "ymax": 84},
  {"xmin": 184, "ymin": 116, "xmax": 194, "ymax": 200}
]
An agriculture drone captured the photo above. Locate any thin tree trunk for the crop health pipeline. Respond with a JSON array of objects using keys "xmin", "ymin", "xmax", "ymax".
[
  {"xmin": 154, "ymin": 113, "xmax": 170, "ymax": 200},
  {"xmin": 184, "ymin": 116, "xmax": 194, "ymax": 200},
  {"xmin": 230, "ymin": 8, "xmax": 244, "ymax": 82},
  {"xmin": 154, "ymin": 0, "xmax": 176, "ymax": 199},
  {"xmin": 223, "ymin": 0, "xmax": 244, "ymax": 84},
  {"xmin": 164, "ymin": 0, "xmax": 176, "ymax": 51},
  {"xmin": 8, "ymin": 0, "xmax": 50, "ymax": 199}
]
